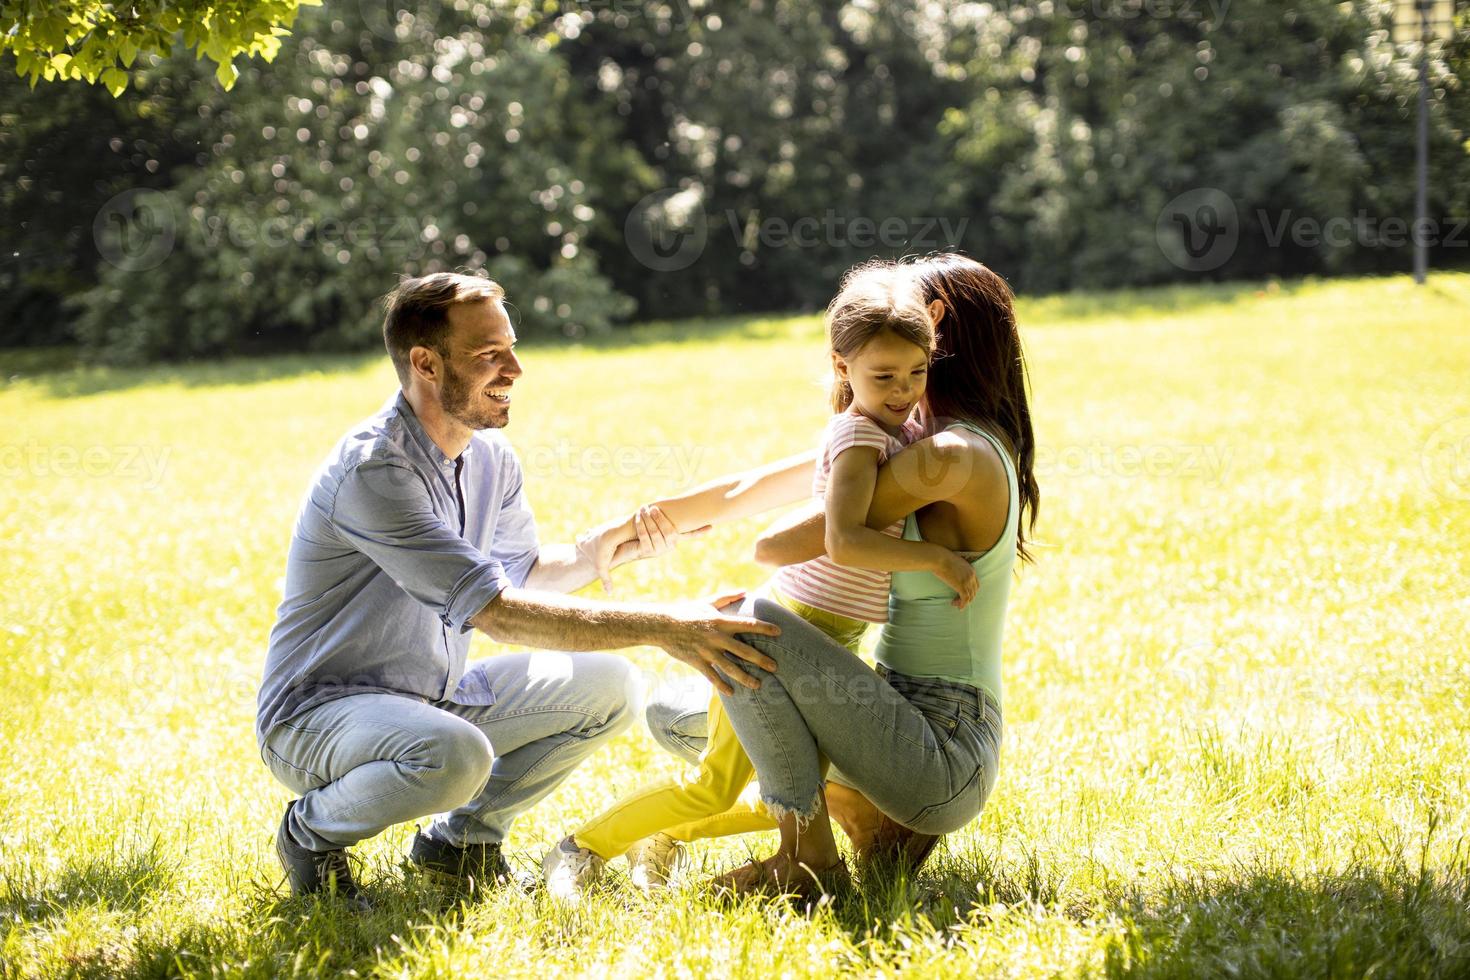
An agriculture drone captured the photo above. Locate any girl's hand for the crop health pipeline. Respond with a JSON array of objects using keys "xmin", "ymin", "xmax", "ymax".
[
  {"xmin": 706, "ymin": 588, "xmax": 748, "ymax": 614},
  {"xmin": 630, "ymin": 504, "xmax": 710, "ymax": 563},
  {"xmin": 933, "ymin": 552, "xmax": 979, "ymax": 609},
  {"xmin": 577, "ymin": 505, "xmax": 708, "ymax": 593}
]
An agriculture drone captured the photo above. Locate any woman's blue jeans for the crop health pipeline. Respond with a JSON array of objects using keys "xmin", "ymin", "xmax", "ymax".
[{"xmin": 649, "ymin": 597, "xmax": 1002, "ymax": 835}]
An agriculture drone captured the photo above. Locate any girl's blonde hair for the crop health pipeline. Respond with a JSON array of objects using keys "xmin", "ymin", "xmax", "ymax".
[{"xmin": 826, "ymin": 260, "xmax": 936, "ymax": 413}]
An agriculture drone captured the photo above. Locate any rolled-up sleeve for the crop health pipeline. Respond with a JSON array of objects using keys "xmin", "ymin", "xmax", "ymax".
[{"xmin": 330, "ymin": 459, "xmax": 511, "ymax": 631}]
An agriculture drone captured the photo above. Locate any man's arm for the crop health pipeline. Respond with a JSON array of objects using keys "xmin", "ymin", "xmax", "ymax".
[
  {"xmin": 521, "ymin": 504, "xmax": 692, "ymax": 594},
  {"xmin": 487, "ymin": 439, "xmax": 667, "ymax": 595},
  {"xmin": 332, "ymin": 460, "xmax": 781, "ymax": 695},
  {"xmin": 468, "ymin": 587, "xmax": 779, "ymax": 695}
]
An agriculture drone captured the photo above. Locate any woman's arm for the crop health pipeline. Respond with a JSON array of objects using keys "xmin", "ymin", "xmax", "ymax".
[{"xmin": 756, "ymin": 431, "xmax": 982, "ymax": 568}]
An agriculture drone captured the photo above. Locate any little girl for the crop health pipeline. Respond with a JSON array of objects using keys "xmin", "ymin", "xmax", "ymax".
[{"xmin": 542, "ymin": 262, "xmax": 978, "ymax": 900}]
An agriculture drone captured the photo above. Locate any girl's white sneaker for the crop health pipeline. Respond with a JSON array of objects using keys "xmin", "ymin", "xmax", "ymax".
[
  {"xmin": 626, "ymin": 832, "xmax": 690, "ymax": 892},
  {"xmin": 542, "ymin": 835, "xmax": 605, "ymax": 904}
]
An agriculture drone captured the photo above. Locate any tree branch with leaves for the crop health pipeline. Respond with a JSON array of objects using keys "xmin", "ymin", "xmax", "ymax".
[{"xmin": 0, "ymin": 0, "xmax": 314, "ymax": 94}]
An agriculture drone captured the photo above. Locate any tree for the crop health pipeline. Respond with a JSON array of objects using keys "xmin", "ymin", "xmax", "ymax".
[
  {"xmin": 0, "ymin": 0, "xmax": 311, "ymax": 94},
  {"xmin": 71, "ymin": 1, "xmax": 636, "ymax": 363}
]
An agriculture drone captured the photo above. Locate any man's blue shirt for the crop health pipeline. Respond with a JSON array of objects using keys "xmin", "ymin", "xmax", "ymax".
[{"xmin": 256, "ymin": 392, "xmax": 538, "ymax": 744}]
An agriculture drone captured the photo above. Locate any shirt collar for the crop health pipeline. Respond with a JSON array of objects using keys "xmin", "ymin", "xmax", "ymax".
[{"xmin": 390, "ymin": 390, "xmax": 473, "ymax": 469}]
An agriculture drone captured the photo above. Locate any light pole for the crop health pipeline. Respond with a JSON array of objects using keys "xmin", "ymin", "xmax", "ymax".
[{"xmin": 1394, "ymin": 0, "xmax": 1454, "ymax": 285}]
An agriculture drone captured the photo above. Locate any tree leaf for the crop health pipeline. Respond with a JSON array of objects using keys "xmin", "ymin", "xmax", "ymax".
[
  {"xmin": 215, "ymin": 59, "xmax": 239, "ymax": 90},
  {"xmin": 101, "ymin": 66, "xmax": 128, "ymax": 97}
]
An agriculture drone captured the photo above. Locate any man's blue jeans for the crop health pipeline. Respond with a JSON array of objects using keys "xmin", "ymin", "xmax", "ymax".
[{"xmin": 261, "ymin": 652, "xmax": 639, "ymax": 851}]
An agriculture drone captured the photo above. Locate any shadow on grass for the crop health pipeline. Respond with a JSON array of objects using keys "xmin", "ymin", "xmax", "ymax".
[
  {"xmin": 829, "ymin": 842, "xmax": 1470, "ymax": 977},
  {"xmin": 1016, "ymin": 278, "xmax": 1302, "ymax": 324},
  {"xmin": 118, "ymin": 866, "xmax": 523, "ymax": 978},
  {"xmin": 0, "ymin": 348, "xmax": 387, "ymax": 400},
  {"xmin": 1096, "ymin": 860, "xmax": 1470, "ymax": 978},
  {"xmin": 17, "ymin": 841, "xmax": 1470, "ymax": 978}
]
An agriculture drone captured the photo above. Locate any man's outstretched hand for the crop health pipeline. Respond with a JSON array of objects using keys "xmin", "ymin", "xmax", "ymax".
[{"xmin": 652, "ymin": 591, "xmax": 778, "ymax": 696}]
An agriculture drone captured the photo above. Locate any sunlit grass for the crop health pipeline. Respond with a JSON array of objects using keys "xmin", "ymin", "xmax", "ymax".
[{"xmin": 2, "ymin": 273, "xmax": 1468, "ymax": 977}]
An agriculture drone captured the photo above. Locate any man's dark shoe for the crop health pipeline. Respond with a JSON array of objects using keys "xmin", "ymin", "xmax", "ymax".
[
  {"xmin": 409, "ymin": 829, "xmax": 535, "ymax": 894},
  {"xmin": 275, "ymin": 802, "xmax": 372, "ymax": 912}
]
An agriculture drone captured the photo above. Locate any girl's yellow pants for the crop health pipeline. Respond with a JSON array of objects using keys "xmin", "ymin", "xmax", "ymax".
[{"xmin": 572, "ymin": 588, "xmax": 866, "ymax": 859}]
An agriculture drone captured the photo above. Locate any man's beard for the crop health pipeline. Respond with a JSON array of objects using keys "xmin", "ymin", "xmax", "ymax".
[{"xmin": 440, "ymin": 361, "xmax": 507, "ymax": 430}]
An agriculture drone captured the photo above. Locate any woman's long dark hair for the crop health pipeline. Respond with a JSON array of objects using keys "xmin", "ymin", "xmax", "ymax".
[{"xmin": 910, "ymin": 253, "xmax": 1039, "ymax": 563}]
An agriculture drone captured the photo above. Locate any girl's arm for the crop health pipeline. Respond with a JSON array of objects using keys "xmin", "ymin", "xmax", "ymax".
[
  {"xmin": 579, "ymin": 450, "xmax": 819, "ymax": 590},
  {"xmin": 756, "ymin": 430, "xmax": 983, "ymax": 567},
  {"xmin": 644, "ymin": 449, "xmax": 819, "ymax": 531},
  {"xmin": 824, "ymin": 447, "xmax": 977, "ymax": 607}
]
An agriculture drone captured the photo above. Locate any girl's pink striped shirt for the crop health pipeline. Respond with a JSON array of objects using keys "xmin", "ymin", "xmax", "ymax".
[{"xmin": 773, "ymin": 411, "xmax": 924, "ymax": 624}]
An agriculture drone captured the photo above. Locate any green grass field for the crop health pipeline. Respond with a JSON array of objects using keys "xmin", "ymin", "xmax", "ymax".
[{"xmin": 2, "ymin": 274, "xmax": 1469, "ymax": 978}]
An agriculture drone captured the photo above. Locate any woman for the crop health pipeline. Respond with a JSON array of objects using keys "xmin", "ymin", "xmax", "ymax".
[
  {"xmin": 712, "ymin": 252, "xmax": 1038, "ymax": 894},
  {"xmin": 590, "ymin": 253, "xmax": 1038, "ymax": 893}
]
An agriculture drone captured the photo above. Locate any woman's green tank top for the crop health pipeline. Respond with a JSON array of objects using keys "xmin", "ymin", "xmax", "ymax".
[{"xmin": 873, "ymin": 421, "xmax": 1019, "ymax": 706}]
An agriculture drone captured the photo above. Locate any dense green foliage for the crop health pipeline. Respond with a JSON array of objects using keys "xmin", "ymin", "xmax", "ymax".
[{"xmin": 1, "ymin": 1, "xmax": 1467, "ymax": 361}]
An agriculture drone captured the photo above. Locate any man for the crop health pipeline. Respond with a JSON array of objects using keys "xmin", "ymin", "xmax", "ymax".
[{"xmin": 257, "ymin": 272, "xmax": 779, "ymax": 909}]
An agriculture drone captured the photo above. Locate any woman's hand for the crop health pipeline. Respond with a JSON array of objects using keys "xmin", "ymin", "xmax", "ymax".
[
  {"xmin": 933, "ymin": 551, "xmax": 979, "ymax": 609},
  {"xmin": 688, "ymin": 588, "xmax": 748, "ymax": 615}
]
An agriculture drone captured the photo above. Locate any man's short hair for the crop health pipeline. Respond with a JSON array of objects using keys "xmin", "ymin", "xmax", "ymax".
[{"xmin": 381, "ymin": 272, "xmax": 505, "ymax": 386}]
